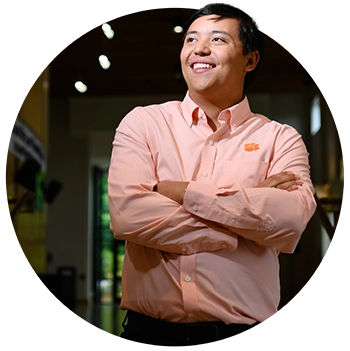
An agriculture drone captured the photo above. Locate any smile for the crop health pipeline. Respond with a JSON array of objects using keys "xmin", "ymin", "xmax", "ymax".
[{"xmin": 192, "ymin": 63, "xmax": 214, "ymax": 70}]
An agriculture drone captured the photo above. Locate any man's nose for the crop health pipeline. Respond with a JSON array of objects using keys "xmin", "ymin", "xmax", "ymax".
[{"xmin": 194, "ymin": 41, "xmax": 211, "ymax": 55}]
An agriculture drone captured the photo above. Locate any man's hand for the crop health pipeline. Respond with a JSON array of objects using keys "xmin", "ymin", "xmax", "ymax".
[
  {"xmin": 155, "ymin": 172, "xmax": 301, "ymax": 204},
  {"xmin": 257, "ymin": 171, "xmax": 303, "ymax": 191},
  {"xmin": 154, "ymin": 181, "xmax": 189, "ymax": 204}
]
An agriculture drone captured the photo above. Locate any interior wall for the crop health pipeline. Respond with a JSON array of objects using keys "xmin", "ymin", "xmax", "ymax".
[
  {"xmin": 321, "ymin": 96, "xmax": 343, "ymax": 197},
  {"xmin": 248, "ymin": 92, "xmax": 307, "ymax": 135},
  {"xmin": 293, "ymin": 72, "xmax": 345, "ymax": 311},
  {"xmin": 46, "ymin": 97, "xmax": 89, "ymax": 302},
  {"xmin": 68, "ymin": 94, "xmax": 185, "ymax": 136}
]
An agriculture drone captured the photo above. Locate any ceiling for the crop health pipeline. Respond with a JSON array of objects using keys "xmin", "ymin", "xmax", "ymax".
[{"xmin": 49, "ymin": 8, "xmax": 312, "ymax": 98}]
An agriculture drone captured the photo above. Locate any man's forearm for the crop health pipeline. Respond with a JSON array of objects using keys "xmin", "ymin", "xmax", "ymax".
[
  {"xmin": 155, "ymin": 181, "xmax": 189, "ymax": 204},
  {"xmin": 154, "ymin": 172, "xmax": 301, "ymax": 205}
]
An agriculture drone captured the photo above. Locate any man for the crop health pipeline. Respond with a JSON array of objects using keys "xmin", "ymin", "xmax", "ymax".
[{"xmin": 108, "ymin": 3, "xmax": 316, "ymax": 345}]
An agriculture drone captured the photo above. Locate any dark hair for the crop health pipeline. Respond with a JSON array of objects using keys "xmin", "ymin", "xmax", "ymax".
[{"xmin": 184, "ymin": 3, "xmax": 264, "ymax": 91}]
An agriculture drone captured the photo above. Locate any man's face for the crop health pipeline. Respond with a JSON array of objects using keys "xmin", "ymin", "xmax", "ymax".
[{"xmin": 180, "ymin": 15, "xmax": 257, "ymax": 102}]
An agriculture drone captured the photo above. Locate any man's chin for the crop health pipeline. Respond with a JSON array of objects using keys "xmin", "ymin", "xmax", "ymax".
[{"xmin": 188, "ymin": 86, "xmax": 218, "ymax": 99}]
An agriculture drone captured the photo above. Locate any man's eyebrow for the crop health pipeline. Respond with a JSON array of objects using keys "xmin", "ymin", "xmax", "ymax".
[
  {"xmin": 185, "ymin": 30, "xmax": 231, "ymax": 37},
  {"xmin": 185, "ymin": 30, "xmax": 198, "ymax": 36},
  {"xmin": 212, "ymin": 30, "xmax": 231, "ymax": 36}
]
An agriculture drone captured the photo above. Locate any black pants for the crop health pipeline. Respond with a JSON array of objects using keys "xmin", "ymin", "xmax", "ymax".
[{"xmin": 120, "ymin": 310, "xmax": 259, "ymax": 346}]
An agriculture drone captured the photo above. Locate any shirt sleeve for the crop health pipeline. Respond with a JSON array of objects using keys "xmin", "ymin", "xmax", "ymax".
[
  {"xmin": 183, "ymin": 125, "xmax": 317, "ymax": 254},
  {"xmin": 108, "ymin": 108, "xmax": 239, "ymax": 254}
]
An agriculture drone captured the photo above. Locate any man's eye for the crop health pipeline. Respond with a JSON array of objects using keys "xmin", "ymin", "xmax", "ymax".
[
  {"xmin": 185, "ymin": 37, "xmax": 196, "ymax": 43},
  {"xmin": 213, "ymin": 37, "xmax": 225, "ymax": 42}
]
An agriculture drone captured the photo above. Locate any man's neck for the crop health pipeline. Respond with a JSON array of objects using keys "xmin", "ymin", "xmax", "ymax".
[{"xmin": 188, "ymin": 90, "xmax": 244, "ymax": 130}]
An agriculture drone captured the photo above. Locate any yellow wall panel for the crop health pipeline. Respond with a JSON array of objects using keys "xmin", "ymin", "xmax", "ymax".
[
  {"xmin": 19, "ymin": 239, "xmax": 47, "ymax": 274},
  {"xmin": 7, "ymin": 68, "xmax": 49, "ymax": 274}
]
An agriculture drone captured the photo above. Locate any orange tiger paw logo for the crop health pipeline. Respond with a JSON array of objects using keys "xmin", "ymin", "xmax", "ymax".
[{"xmin": 244, "ymin": 143, "xmax": 260, "ymax": 152}]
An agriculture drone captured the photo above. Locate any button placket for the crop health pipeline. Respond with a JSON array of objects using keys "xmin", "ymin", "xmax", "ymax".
[
  {"xmin": 196, "ymin": 137, "xmax": 217, "ymax": 184},
  {"xmin": 180, "ymin": 255, "xmax": 198, "ymax": 321},
  {"xmin": 184, "ymin": 274, "xmax": 191, "ymax": 282}
]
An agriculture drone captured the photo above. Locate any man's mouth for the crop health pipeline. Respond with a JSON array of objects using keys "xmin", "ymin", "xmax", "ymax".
[{"xmin": 192, "ymin": 63, "xmax": 214, "ymax": 70}]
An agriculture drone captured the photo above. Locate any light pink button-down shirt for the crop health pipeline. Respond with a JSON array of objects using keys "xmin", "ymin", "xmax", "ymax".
[{"xmin": 108, "ymin": 93, "xmax": 316, "ymax": 325}]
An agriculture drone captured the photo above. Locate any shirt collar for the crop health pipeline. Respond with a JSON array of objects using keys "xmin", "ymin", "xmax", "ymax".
[{"xmin": 181, "ymin": 91, "xmax": 253, "ymax": 131}]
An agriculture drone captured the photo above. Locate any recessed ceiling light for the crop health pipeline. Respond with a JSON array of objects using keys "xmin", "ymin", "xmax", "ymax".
[
  {"xmin": 173, "ymin": 25, "xmax": 183, "ymax": 34},
  {"xmin": 101, "ymin": 23, "xmax": 114, "ymax": 39},
  {"xmin": 74, "ymin": 81, "xmax": 88, "ymax": 93},
  {"xmin": 101, "ymin": 23, "xmax": 111, "ymax": 31},
  {"xmin": 99, "ymin": 55, "xmax": 111, "ymax": 70}
]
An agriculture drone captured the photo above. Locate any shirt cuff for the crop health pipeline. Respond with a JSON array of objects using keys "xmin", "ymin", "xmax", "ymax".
[{"xmin": 183, "ymin": 181, "xmax": 275, "ymax": 233}]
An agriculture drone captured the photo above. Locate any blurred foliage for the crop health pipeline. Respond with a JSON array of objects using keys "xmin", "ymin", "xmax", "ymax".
[
  {"xmin": 101, "ymin": 213, "xmax": 110, "ymax": 228},
  {"xmin": 101, "ymin": 246, "xmax": 113, "ymax": 280},
  {"xmin": 99, "ymin": 172, "xmax": 113, "ymax": 280},
  {"xmin": 98, "ymin": 171, "xmax": 124, "ymax": 300},
  {"xmin": 100, "ymin": 173, "xmax": 109, "ymax": 212}
]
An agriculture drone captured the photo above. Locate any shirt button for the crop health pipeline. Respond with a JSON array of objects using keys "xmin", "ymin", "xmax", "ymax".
[
  {"xmin": 208, "ymin": 140, "xmax": 214, "ymax": 146},
  {"xmin": 201, "ymin": 171, "xmax": 208, "ymax": 177},
  {"xmin": 192, "ymin": 205, "xmax": 199, "ymax": 212},
  {"xmin": 264, "ymin": 220, "xmax": 273, "ymax": 230},
  {"xmin": 230, "ymin": 218, "xmax": 237, "ymax": 223},
  {"xmin": 221, "ymin": 244, "xmax": 227, "ymax": 249},
  {"xmin": 188, "ymin": 313, "xmax": 194, "ymax": 318},
  {"xmin": 185, "ymin": 275, "xmax": 191, "ymax": 282},
  {"xmin": 181, "ymin": 246, "xmax": 187, "ymax": 253}
]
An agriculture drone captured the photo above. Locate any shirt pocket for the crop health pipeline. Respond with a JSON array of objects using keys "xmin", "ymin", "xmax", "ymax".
[{"xmin": 221, "ymin": 160, "xmax": 269, "ymax": 188}]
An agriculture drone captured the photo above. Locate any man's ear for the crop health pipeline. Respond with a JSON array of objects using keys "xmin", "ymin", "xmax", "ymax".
[{"xmin": 244, "ymin": 50, "xmax": 260, "ymax": 72}]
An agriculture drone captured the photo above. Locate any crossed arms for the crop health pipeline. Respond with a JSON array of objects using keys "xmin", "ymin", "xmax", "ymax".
[
  {"xmin": 155, "ymin": 171, "xmax": 304, "ymax": 205},
  {"xmin": 108, "ymin": 111, "xmax": 316, "ymax": 255}
]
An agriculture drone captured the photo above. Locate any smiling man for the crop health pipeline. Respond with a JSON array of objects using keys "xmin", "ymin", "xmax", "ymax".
[
  {"xmin": 181, "ymin": 14, "xmax": 259, "ymax": 119},
  {"xmin": 108, "ymin": 3, "xmax": 316, "ymax": 346}
]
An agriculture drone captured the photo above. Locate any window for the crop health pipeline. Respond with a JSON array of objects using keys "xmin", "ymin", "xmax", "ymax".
[{"xmin": 310, "ymin": 94, "xmax": 321, "ymax": 136}]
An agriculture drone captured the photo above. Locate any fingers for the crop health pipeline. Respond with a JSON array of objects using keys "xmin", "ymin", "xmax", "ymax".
[
  {"xmin": 258, "ymin": 171, "xmax": 303, "ymax": 191},
  {"xmin": 270, "ymin": 172, "xmax": 303, "ymax": 191},
  {"xmin": 275, "ymin": 180, "xmax": 303, "ymax": 191}
]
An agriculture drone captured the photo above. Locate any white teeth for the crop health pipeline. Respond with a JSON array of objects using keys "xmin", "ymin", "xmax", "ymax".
[{"xmin": 193, "ymin": 63, "xmax": 213, "ymax": 69}]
